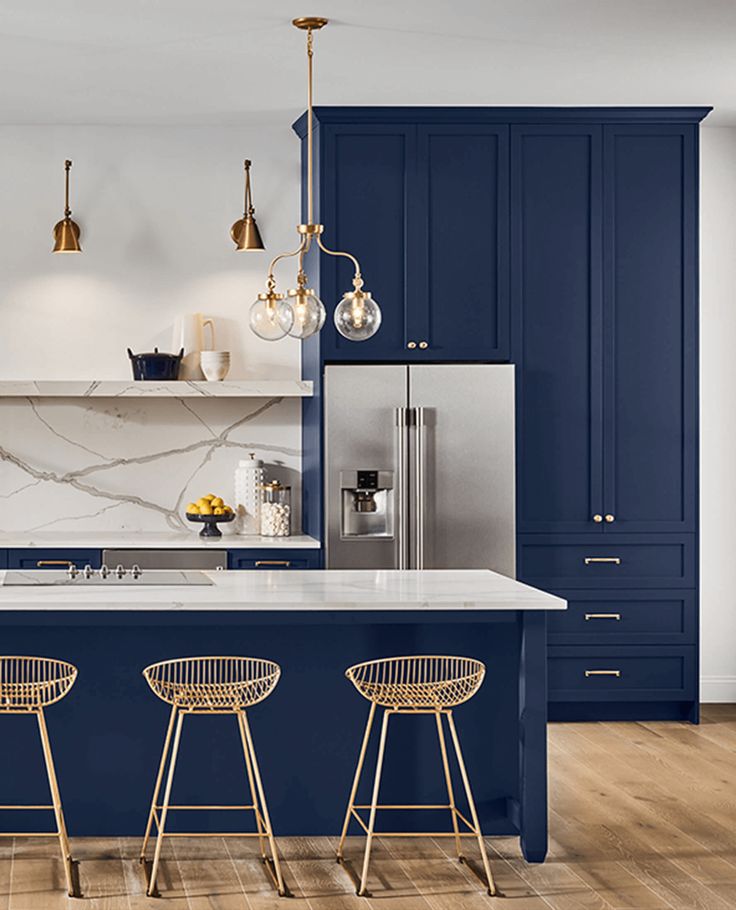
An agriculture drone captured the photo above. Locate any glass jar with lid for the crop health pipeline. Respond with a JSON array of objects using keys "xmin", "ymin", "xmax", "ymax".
[{"xmin": 259, "ymin": 480, "xmax": 291, "ymax": 537}]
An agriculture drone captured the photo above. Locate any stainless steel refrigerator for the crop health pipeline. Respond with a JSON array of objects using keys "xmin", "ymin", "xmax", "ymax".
[{"xmin": 324, "ymin": 364, "xmax": 515, "ymax": 575}]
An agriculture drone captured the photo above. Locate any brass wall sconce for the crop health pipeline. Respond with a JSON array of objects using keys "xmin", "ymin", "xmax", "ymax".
[
  {"xmin": 231, "ymin": 159, "xmax": 265, "ymax": 251},
  {"xmin": 52, "ymin": 160, "xmax": 82, "ymax": 254}
]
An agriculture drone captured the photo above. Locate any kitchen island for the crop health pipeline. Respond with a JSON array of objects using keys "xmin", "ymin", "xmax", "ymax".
[{"xmin": 0, "ymin": 569, "xmax": 564, "ymax": 862}]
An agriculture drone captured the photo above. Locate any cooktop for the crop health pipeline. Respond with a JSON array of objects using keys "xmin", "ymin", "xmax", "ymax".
[{"xmin": 1, "ymin": 565, "xmax": 214, "ymax": 586}]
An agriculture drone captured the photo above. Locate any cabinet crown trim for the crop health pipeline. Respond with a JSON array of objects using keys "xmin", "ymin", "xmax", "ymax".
[{"xmin": 292, "ymin": 106, "xmax": 712, "ymax": 136}]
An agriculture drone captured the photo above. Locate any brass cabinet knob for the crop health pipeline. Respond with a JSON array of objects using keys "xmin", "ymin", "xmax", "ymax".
[
  {"xmin": 418, "ymin": 341, "xmax": 429, "ymax": 349},
  {"xmin": 407, "ymin": 341, "xmax": 417, "ymax": 350},
  {"xmin": 605, "ymin": 514, "xmax": 615, "ymax": 523},
  {"xmin": 593, "ymin": 514, "xmax": 603, "ymax": 523}
]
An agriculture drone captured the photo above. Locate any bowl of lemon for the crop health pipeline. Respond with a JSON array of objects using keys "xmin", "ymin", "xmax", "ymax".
[{"xmin": 185, "ymin": 494, "xmax": 235, "ymax": 538}]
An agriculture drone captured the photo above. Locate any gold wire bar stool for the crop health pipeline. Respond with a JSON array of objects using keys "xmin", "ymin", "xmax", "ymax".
[
  {"xmin": 0, "ymin": 656, "xmax": 81, "ymax": 897},
  {"xmin": 140, "ymin": 656, "xmax": 288, "ymax": 897},
  {"xmin": 336, "ymin": 655, "xmax": 497, "ymax": 897}
]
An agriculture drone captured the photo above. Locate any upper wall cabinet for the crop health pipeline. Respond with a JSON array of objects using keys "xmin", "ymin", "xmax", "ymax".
[
  {"xmin": 513, "ymin": 122, "xmax": 698, "ymax": 534},
  {"xmin": 305, "ymin": 115, "xmax": 510, "ymax": 362}
]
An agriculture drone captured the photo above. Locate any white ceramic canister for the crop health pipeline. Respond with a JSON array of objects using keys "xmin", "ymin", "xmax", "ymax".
[
  {"xmin": 172, "ymin": 313, "xmax": 215, "ymax": 380},
  {"xmin": 234, "ymin": 453, "xmax": 264, "ymax": 535}
]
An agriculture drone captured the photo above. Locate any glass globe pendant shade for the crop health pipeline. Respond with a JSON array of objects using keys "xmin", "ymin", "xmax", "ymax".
[
  {"xmin": 334, "ymin": 291, "xmax": 382, "ymax": 341},
  {"xmin": 249, "ymin": 293, "xmax": 293, "ymax": 341},
  {"xmin": 281, "ymin": 288, "xmax": 326, "ymax": 339}
]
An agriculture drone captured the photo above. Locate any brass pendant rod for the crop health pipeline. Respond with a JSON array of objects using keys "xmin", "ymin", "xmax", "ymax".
[
  {"xmin": 64, "ymin": 160, "xmax": 72, "ymax": 219},
  {"xmin": 243, "ymin": 159, "xmax": 253, "ymax": 216},
  {"xmin": 306, "ymin": 27, "xmax": 314, "ymax": 226}
]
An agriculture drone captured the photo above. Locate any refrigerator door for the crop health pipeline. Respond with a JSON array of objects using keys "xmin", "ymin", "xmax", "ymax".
[
  {"xmin": 409, "ymin": 364, "xmax": 516, "ymax": 577},
  {"xmin": 325, "ymin": 365, "xmax": 408, "ymax": 569}
]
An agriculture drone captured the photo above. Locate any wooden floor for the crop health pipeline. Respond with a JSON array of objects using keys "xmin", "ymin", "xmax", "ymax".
[{"xmin": 2, "ymin": 704, "xmax": 736, "ymax": 908}]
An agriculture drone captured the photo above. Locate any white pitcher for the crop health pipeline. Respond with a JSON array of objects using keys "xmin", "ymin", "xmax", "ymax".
[{"xmin": 172, "ymin": 313, "xmax": 215, "ymax": 380}]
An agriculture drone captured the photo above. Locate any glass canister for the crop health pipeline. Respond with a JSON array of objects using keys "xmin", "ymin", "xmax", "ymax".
[
  {"xmin": 234, "ymin": 453, "xmax": 264, "ymax": 535},
  {"xmin": 259, "ymin": 480, "xmax": 291, "ymax": 537}
]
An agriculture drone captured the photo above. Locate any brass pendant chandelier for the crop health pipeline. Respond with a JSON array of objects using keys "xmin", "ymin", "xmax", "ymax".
[{"xmin": 249, "ymin": 17, "xmax": 382, "ymax": 342}]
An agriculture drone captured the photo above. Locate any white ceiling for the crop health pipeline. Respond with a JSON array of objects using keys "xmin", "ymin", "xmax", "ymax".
[{"xmin": 0, "ymin": 0, "xmax": 732, "ymax": 126}]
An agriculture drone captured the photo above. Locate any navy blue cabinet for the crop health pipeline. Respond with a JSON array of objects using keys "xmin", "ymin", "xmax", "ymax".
[
  {"xmin": 7, "ymin": 549, "xmax": 102, "ymax": 570},
  {"xmin": 511, "ymin": 125, "xmax": 603, "ymax": 534},
  {"xmin": 297, "ymin": 106, "xmax": 708, "ymax": 723},
  {"xmin": 297, "ymin": 111, "xmax": 510, "ymax": 362},
  {"xmin": 228, "ymin": 550, "xmax": 323, "ymax": 570}
]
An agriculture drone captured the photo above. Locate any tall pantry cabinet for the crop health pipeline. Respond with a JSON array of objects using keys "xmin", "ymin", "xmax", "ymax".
[{"xmin": 296, "ymin": 107, "xmax": 710, "ymax": 722}]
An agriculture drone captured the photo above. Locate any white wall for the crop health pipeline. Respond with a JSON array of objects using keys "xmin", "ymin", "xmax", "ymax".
[
  {"xmin": 0, "ymin": 121, "xmax": 302, "ymax": 380},
  {"xmin": 700, "ymin": 126, "xmax": 736, "ymax": 700}
]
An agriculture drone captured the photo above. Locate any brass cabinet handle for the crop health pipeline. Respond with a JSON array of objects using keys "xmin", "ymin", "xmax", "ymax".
[
  {"xmin": 254, "ymin": 560, "xmax": 292, "ymax": 567},
  {"xmin": 418, "ymin": 341, "xmax": 429, "ymax": 349},
  {"xmin": 592, "ymin": 514, "xmax": 603, "ymax": 523},
  {"xmin": 407, "ymin": 341, "xmax": 417, "ymax": 350},
  {"xmin": 36, "ymin": 560, "xmax": 73, "ymax": 567},
  {"xmin": 605, "ymin": 514, "xmax": 615, "ymax": 523},
  {"xmin": 584, "ymin": 612, "xmax": 621, "ymax": 621},
  {"xmin": 584, "ymin": 557, "xmax": 621, "ymax": 565},
  {"xmin": 585, "ymin": 669, "xmax": 621, "ymax": 678}
]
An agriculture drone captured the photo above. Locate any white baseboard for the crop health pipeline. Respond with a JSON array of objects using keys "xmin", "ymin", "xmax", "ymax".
[{"xmin": 701, "ymin": 675, "xmax": 736, "ymax": 702}]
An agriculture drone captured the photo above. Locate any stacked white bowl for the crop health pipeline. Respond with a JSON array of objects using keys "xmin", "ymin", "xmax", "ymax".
[{"xmin": 200, "ymin": 351, "xmax": 231, "ymax": 381}]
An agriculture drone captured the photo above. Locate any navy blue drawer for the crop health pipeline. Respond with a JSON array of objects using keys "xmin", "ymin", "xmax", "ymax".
[
  {"xmin": 518, "ymin": 534, "xmax": 694, "ymax": 588},
  {"xmin": 0, "ymin": 550, "xmax": 6, "ymax": 570},
  {"xmin": 548, "ymin": 646, "xmax": 695, "ymax": 702},
  {"xmin": 228, "ymin": 549, "xmax": 323, "ymax": 570},
  {"xmin": 548, "ymin": 590, "xmax": 696, "ymax": 645},
  {"xmin": 7, "ymin": 549, "xmax": 102, "ymax": 570}
]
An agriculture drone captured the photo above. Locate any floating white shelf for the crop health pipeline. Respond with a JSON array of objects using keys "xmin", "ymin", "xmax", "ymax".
[{"xmin": 0, "ymin": 380, "xmax": 313, "ymax": 399}]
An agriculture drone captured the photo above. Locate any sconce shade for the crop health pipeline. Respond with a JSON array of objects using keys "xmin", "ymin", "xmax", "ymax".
[
  {"xmin": 52, "ymin": 217, "xmax": 81, "ymax": 253},
  {"xmin": 231, "ymin": 215, "xmax": 265, "ymax": 252}
]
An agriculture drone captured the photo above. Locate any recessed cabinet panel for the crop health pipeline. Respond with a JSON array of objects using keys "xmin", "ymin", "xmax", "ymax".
[
  {"xmin": 7, "ymin": 549, "xmax": 102, "ymax": 570},
  {"xmin": 603, "ymin": 126, "xmax": 696, "ymax": 531},
  {"xmin": 321, "ymin": 126, "xmax": 415, "ymax": 361},
  {"xmin": 416, "ymin": 125, "xmax": 509, "ymax": 360},
  {"xmin": 548, "ymin": 646, "xmax": 694, "ymax": 701},
  {"xmin": 512, "ymin": 126, "xmax": 603, "ymax": 533},
  {"xmin": 547, "ymin": 590, "xmax": 696, "ymax": 644},
  {"xmin": 518, "ymin": 534, "xmax": 694, "ymax": 588}
]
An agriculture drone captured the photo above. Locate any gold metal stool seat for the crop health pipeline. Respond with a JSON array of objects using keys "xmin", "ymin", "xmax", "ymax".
[
  {"xmin": 337, "ymin": 655, "xmax": 497, "ymax": 897},
  {"xmin": 140, "ymin": 656, "xmax": 288, "ymax": 897},
  {"xmin": 0, "ymin": 656, "xmax": 81, "ymax": 897}
]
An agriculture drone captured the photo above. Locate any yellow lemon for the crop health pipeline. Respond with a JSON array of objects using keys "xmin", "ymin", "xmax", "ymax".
[
  {"xmin": 186, "ymin": 503, "xmax": 200, "ymax": 515},
  {"xmin": 204, "ymin": 493, "xmax": 216, "ymax": 501},
  {"xmin": 211, "ymin": 497, "xmax": 224, "ymax": 508},
  {"xmin": 213, "ymin": 507, "xmax": 224, "ymax": 515},
  {"xmin": 196, "ymin": 497, "xmax": 210, "ymax": 509},
  {"xmin": 223, "ymin": 505, "xmax": 233, "ymax": 513}
]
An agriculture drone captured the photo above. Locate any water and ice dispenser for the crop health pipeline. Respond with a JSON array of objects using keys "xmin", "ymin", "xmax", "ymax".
[{"xmin": 339, "ymin": 470, "xmax": 395, "ymax": 539}]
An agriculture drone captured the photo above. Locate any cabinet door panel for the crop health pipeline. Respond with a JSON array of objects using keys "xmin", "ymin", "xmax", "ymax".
[
  {"xmin": 512, "ymin": 126, "xmax": 604, "ymax": 533},
  {"xmin": 320, "ymin": 125, "xmax": 416, "ymax": 362},
  {"xmin": 414, "ymin": 125, "xmax": 509, "ymax": 360},
  {"xmin": 603, "ymin": 126, "xmax": 697, "ymax": 531}
]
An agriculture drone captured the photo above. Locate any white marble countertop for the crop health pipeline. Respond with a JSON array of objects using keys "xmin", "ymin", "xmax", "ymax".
[
  {"xmin": 0, "ymin": 569, "xmax": 566, "ymax": 612},
  {"xmin": 0, "ymin": 533, "xmax": 321, "ymax": 550},
  {"xmin": 0, "ymin": 379, "xmax": 313, "ymax": 398}
]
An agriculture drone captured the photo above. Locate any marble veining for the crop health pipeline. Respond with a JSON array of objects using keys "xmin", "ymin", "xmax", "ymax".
[
  {"xmin": 0, "ymin": 396, "xmax": 301, "ymax": 533},
  {"xmin": 0, "ymin": 568, "xmax": 568, "ymax": 611}
]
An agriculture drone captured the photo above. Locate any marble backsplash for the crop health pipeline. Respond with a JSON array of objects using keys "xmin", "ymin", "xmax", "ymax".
[{"xmin": 0, "ymin": 396, "xmax": 301, "ymax": 534}]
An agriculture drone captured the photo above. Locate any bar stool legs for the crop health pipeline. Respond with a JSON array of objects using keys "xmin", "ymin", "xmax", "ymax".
[
  {"xmin": 36, "ymin": 706, "xmax": 80, "ymax": 898},
  {"xmin": 139, "ymin": 705, "xmax": 287, "ymax": 898},
  {"xmin": 337, "ymin": 707, "xmax": 497, "ymax": 898}
]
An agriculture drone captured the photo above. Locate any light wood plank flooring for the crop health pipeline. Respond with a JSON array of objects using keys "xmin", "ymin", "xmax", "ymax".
[{"xmin": 3, "ymin": 705, "xmax": 736, "ymax": 908}]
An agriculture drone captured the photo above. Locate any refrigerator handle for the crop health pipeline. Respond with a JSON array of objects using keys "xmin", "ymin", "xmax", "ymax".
[
  {"xmin": 395, "ymin": 407, "xmax": 411, "ymax": 570},
  {"xmin": 414, "ymin": 406, "xmax": 426, "ymax": 569}
]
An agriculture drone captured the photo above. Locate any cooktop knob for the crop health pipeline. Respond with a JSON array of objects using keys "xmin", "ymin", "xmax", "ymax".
[
  {"xmin": 83, "ymin": 565, "xmax": 93, "ymax": 579},
  {"xmin": 115, "ymin": 564, "xmax": 126, "ymax": 579},
  {"xmin": 99, "ymin": 564, "xmax": 109, "ymax": 579},
  {"xmin": 131, "ymin": 564, "xmax": 142, "ymax": 579},
  {"xmin": 67, "ymin": 564, "xmax": 79, "ymax": 580}
]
